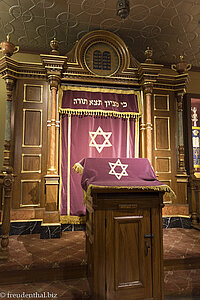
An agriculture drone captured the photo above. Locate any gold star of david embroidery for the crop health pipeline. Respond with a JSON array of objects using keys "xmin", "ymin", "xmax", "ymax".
[
  {"xmin": 89, "ymin": 126, "xmax": 112, "ymax": 153},
  {"xmin": 109, "ymin": 159, "xmax": 128, "ymax": 180}
]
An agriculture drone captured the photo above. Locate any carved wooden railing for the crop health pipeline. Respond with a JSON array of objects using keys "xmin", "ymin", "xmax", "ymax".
[
  {"xmin": 0, "ymin": 172, "xmax": 13, "ymax": 260},
  {"xmin": 189, "ymin": 171, "xmax": 200, "ymax": 229}
]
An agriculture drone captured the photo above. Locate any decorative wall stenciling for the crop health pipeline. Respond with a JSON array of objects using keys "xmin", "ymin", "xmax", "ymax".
[{"xmin": 0, "ymin": 0, "xmax": 200, "ymax": 67}]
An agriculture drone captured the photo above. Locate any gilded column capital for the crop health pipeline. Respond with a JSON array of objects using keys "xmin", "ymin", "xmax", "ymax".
[
  {"xmin": 40, "ymin": 54, "xmax": 67, "ymax": 83},
  {"xmin": 48, "ymin": 74, "xmax": 60, "ymax": 91},
  {"xmin": 5, "ymin": 77, "xmax": 15, "ymax": 101},
  {"xmin": 176, "ymin": 91, "xmax": 185, "ymax": 112},
  {"xmin": 143, "ymin": 81, "xmax": 153, "ymax": 95}
]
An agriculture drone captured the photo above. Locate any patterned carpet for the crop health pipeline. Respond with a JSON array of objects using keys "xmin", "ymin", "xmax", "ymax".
[
  {"xmin": 0, "ymin": 278, "xmax": 89, "ymax": 300},
  {"xmin": 0, "ymin": 231, "xmax": 86, "ymax": 273},
  {"xmin": 0, "ymin": 228, "xmax": 199, "ymax": 299}
]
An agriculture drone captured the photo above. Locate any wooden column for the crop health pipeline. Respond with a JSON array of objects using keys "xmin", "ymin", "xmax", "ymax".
[
  {"xmin": 138, "ymin": 52, "xmax": 163, "ymax": 165},
  {"xmin": 40, "ymin": 53, "xmax": 67, "ymax": 234},
  {"xmin": 3, "ymin": 77, "xmax": 15, "ymax": 172},
  {"xmin": 47, "ymin": 75, "xmax": 60, "ymax": 175},
  {"xmin": 176, "ymin": 92, "xmax": 186, "ymax": 173},
  {"xmin": 139, "ymin": 92, "xmax": 146, "ymax": 158},
  {"xmin": 143, "ymin": 82, "xmax": 153, "ymax": 164},
  {"xmin": 44, "ymin": 75, "xmax": 60, "ymax": 220},
  {"xmin": 0, "ymin": 76, "xmax": 15, "ymax": 259},
  {"xmin": 175, "ymin": 91, "xmax": 188, "ymax": 204}
]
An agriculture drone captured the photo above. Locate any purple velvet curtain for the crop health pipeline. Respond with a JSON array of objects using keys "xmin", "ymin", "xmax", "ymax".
[{"xmin": 60, "ymin": 88, "xmax": 139, "ymax": 217}]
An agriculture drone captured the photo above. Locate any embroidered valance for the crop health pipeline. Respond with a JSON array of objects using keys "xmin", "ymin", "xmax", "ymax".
[{"xmin": 59, "ymin": 86, "xmax": 141, "ymax": 119}]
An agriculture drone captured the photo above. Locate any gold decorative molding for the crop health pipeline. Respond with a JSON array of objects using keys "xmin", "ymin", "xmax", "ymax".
[
  {"xmin": 21, "ymin": 154, "xmax": 42, "ymax": 173},
  {"xmin": 40, "ymin": 54, "xmax": 67, "ymax": 80},
  {"xmin": 64, "ymin": 30, "xmax": 140, "ymax": 86},
  {"xmin": 155, "ymin": 156, "xmax": 171, "ymax": 174},
  {"xmin": 60, "ymin": 215, "xmax": 86, "ymax": 224},
  {"xmin": 154, "ymin": 116, "xmax": 171, "ymax": 151},
  {"xmin": 20, "ymin": 179, "xmax": 41, "ymax": 208},
  {"xmin": 0, "ymin": 32, "xmax": 190, "ymax": 91},
  {"xmin": 23, "ymin": 84, "xmax": 43, "ymax": 103},
  {"xmin": 154, "ymin": 94, "xmax": 170, "ymax": 111},
  {"xmin": 75, "ymin": 30, "xmax": 131, "ymax": 74},
  {"xmin": 0, "ymin": 56, "xmax": 46, "ymax": 80},
  {"xmin": 143, "ymin": 81, "xmax": 154, "ymax": 95},
  {"xmin": 22, "ymin": 109, "xmax": 42, "ymax": 148}
]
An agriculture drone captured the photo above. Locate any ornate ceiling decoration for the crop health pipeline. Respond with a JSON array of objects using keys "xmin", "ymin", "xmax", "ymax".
[{"xmin": 0, "ymin": 0, "xmax": 200, "ymax": 67}]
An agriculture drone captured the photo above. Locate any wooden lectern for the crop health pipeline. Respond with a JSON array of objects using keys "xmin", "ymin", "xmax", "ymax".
[
  {"xmin": 86, "ymin": 187, "xmax": 164, "ymax": 300},
  {"xmin": 80, "ymin": 158, "xmax": 167, "ymax": 300}
]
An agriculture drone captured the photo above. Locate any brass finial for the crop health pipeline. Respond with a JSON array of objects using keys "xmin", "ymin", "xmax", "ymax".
[
  {"xmin": 50, "ymin": 37, "xmax": 59, "ymax": 55},
  {"xmin": 171, "ymin": 55, "xmax": 192, "ymax": 74},
  {"xmin": 145, "ymin": 46, "xmax": 154, "ymax": 64},
  {"xmin": 0, "ymin": 34, "xmax": 19, "ymax": 57}
]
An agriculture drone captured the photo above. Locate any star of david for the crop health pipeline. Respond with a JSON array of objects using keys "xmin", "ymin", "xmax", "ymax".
[
  {"xmin": 89, "ymin": 126, "xmax": 112, "ymax": 153},
  {"xmin": 108, "ymin": 159, "xmax": 128, "ymax": 180}
]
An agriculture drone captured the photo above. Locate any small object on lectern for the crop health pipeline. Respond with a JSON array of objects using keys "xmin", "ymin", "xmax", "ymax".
[{"xmin": 0, "ymin": 34, "xmax": 19, "ymax": 57}]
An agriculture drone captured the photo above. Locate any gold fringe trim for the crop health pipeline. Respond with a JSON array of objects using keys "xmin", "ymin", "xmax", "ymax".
[
  {"xmin": 59, "ymin": 108, "xmax": 140, "ymax": 119},
  {"xmin": 60, "ymin": 215, "xmax": 86, "ymax": 224},
  {"xmin": 86, "ymin": 184, "xmax": 176, "ymax": 201},
  {"xmin": 58, "ymin": 85, "xmax": 142, "ymax": 117}
]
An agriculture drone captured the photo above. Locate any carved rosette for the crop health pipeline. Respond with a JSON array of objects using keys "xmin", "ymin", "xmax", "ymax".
[{"xmin": 3, "ymin": 174, "xmax": 13, "ymax": 189}]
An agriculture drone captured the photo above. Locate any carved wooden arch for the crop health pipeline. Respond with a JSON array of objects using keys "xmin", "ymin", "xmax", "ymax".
[{"xmin": 73, "ymin": 30, "xmax": 131, "ymax": 75}]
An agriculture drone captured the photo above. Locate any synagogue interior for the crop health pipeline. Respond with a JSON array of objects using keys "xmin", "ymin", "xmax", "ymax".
[{"xmin": 0, "ymin": 0, "xmax": 200, "ymax": 299}]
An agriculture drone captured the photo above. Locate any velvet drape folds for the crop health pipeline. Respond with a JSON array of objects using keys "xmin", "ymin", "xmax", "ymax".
[{"xmin": 59, "ymin": 86, "xmax": 141, "ymax": 223}]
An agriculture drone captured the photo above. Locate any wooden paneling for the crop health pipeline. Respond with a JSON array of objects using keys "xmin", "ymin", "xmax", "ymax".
[
  {"xmin": 24, "ymin": 84, "xmax": 43, "ymax": 103},
  {"xmin": 13, "ymin": 80, "xmax": 48, "ymax": 210},
  {"xmin": 153, "ymin": 91, "xmax": 176, "ymax": 204},
  {"xmin": 106, "ymin": 209, "xmax": 152, "ymax": 299},
  {"xmin": 21, "ymin": 180, "xmax": 40, "ymax": 207},
  {"xmin": 87, "ymin": 189, "xmax": 164, "ymax": 300},
  {"xmin": 155, "ymin": 157, "xmax": 171, "ymax": 173},
  {"xmin": 23, "ymin": 109, "xmax": 42, "ymax": 147},
  {"xmin": 154, "ymin": 117, "xmax": 170, "ymax": 150},
  {"xmin": 154, "ymin": 94, "xmax": 169, "ymax": 111},
  {"xmin": 22, "ymin": 154, "xmax": 41, "ymax": 173},
  {"xmin": 114, "ymin": 215, "xmax": 144, "ymax": 291}
]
